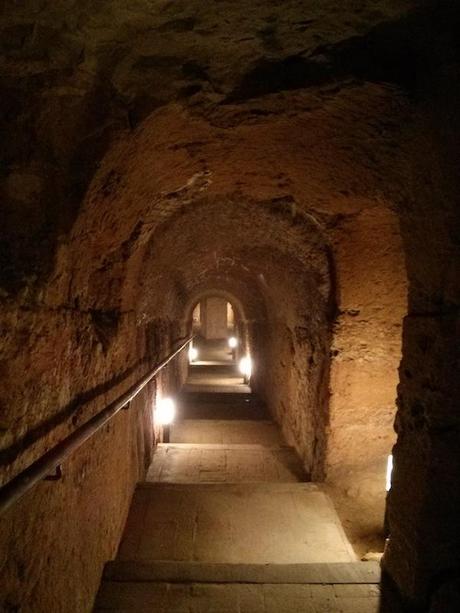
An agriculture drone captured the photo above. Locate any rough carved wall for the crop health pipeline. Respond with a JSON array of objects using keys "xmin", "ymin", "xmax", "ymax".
[
  {"xmin": 328, "ymin": 207, "xmax": 407, "ymax": 488},
  {"xmin": 1, "ymin": 385, "xmax": 153, "ymax": 612},
  {"xmin": 202, "ymin": 297, "xmax": 228, "ymax": 340},
  {"xmin": 383, "ymin": 63, "xmax": 460, "ymax": 610},
  {"xmin": 65, "ymin": 97, "xmax": 407, "ymax": 535}
]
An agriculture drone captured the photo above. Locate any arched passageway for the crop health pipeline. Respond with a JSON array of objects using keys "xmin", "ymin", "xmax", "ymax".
[
  {"xmin": 1, "ymin": 3, "xmax": 459, "ymax": 612},
  {"xmin": 2, "ymin": 97, "xmax": 408, "ymax": 610}
]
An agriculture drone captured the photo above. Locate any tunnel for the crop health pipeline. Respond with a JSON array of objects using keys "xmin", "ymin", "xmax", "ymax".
[{"xmin": 0, "ymin": 2, "xmax": 459, "ymax": 612}]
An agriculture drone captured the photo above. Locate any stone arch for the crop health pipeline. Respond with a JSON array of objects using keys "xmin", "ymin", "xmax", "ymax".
[
  {"xmin": 35, "ymin": 98, "xmax": 408, "ymax": 496},
  {"xmin": 183, "ymin": 289, "xmax": 249, "ymax": 329}
]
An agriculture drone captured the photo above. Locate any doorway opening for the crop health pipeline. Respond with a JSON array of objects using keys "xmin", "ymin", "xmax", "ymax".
[
  {"xmin": 191, "ymin": 297, "xmax": 236, "ymax": 359},
  {"xmin": 188, "ymin": 295, "xmax": 249, "ymax": 392}
]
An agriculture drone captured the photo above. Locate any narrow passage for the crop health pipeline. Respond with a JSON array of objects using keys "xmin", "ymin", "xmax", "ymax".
[{"xmin": 95, "ymin": 340, "xmax": 381, "ymax": 612}]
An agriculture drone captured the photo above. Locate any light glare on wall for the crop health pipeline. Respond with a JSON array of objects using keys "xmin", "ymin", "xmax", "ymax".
[
  {"xmin": 156, "ymin": 397, "xmax": 176, "ymax": 425},
  {"xmin": 386, "ymin": 454, "xmax": 393, "ymax": 492},
  {"xmin": 188, "ymin": 345, "xmax": 198, "ymax": 362},
  {"xmin": 239, "ymin": 356, "xmax": 252, "ymax": 379},
  {"xmin": 228, "ymin": 336, "xmax": 238, "ymax": 349}
]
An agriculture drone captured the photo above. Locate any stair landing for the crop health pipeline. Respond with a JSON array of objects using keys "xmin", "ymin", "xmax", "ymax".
[{"xmin": 116, "ymin": 482, "xmax": 355, "ymax": 565}]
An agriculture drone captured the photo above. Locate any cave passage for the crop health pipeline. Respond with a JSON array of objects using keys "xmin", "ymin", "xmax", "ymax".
[
  {"xmin": 0, "ymin": 99, "xmax": 409, "ymax": 613},
  {"xmin": 1, "ymin": 99, "xmax": 409, "ymax": 613},
  {"xmin": 2, "ymin": 4, "xmax": 458, "ymax": 611}
]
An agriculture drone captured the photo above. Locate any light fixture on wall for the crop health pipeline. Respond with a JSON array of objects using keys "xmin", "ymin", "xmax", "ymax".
[
  {"xmin": 239, "ymin": 356, "xmax": 252, "ymax": 383},
  {"xmin": 386, "ymin": 454, "xmax": 393, "ymax": 492},
  {"xmin": 228, "ymin": 336, "xmax": 238, "ymax": 349},
  {"xmin": 155, "ymin": 397, "xmax": 176, "ymax": 426},
  {"xmin": 155, "ymin": 396, "xmax": 176, "ymax": 444},
  {"xmin": 188, "ymin": 345, "xmax": 198, "ymax": 363}
]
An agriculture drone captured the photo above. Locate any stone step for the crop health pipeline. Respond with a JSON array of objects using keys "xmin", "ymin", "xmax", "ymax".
[
  {"xmin": 177, "ymin": 391, "xmax": 268, "ymax": 420},
  {"xmin": 94, "ymin": 578, "xmax": 380, "ymax": 612},
  {"xmin": 156, "ymin": 443, "xmax": 292, "ymax": 449},
  {"xmin": 183, "ymin": 364, "xmax": 250, "ymax": 394},
  {"xmin": 116, "ymin": 483, "xmax": 355, "ymax": 565},
  {"xmin": 147, "ymin": 442, "xmax": 306, "ymax": 484},
  {"xmin": 103, "ymin": 560, "xmax": 380, "ymax": 584},
  {"xmin": 170, "ymin": 419, "xmax": 283, "ymax": 445}
]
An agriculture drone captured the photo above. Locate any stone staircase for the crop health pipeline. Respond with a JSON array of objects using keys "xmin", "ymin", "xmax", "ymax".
[{"xmin": 94, "ymin": 367, "xmax": 381, "ymax": 612}]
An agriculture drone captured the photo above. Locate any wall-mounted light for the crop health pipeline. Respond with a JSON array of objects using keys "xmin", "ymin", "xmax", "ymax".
[
  {"xmin": 386, "ymin": 454, "xmax": 393, "ymax": 492},
  {"xmin": 155, "ymin": 397, "xmax": 176, "ymax": 426},
  {"xmin": 239, "ymin": 356, "xmax": 252, "ymax": 382},
  {"xmin": 228, "ymin": 336, "xmax": 238, "ymax": 349},
  {"xmin": 188, "ymin": 345, "xmax": 198, "ymax": 363}
]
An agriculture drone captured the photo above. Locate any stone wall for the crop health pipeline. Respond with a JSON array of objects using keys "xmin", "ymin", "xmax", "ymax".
[
  {"xmin": 0, "ymin": 304, "xmax": 186, "ymax": 612},
  {"xmin": 382, "ymin": 59, "xmax": 460, "ymax": 610},
  {"xmin": 202, "ymin": 297, "xmax": 228, "ymax": 340},
  {"xmin": 1, "ymin": 384, "xmax": 153, "ymax": 613},
  {"xmin": 254, "ymin": 261, "xmax": 331, "ymax": 480},
  {"xmin": 327, "ymin": 206, "xmax": 407, "ymax": 491}
]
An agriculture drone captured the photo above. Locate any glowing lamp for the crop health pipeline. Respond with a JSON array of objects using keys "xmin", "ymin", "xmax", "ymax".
[
  {"xmin": 228, "ymin": 337, "xmax": 238, "ymax": 349},
  {"xmin": 239, "ymin": 356, "xmax": 252, "ymax": 379},
  {"xmin": 188, "ymin": 345, "xmax": 198, "ymax": 362},
  {"xmin": 156, "ymin": 397, "xmax": 176, "ymax": 426},
  {"xmin": 386, "ymin": 454, "xmax": 393, "ymax": 492}
]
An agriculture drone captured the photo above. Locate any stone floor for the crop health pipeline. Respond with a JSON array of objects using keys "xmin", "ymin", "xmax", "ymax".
[
  {"xmin": 116, "ymin": 482, "xmax": 354, "ymax": 564},
  {"xmin": 94, "ymin": 338, "xmax": 381, "ymax": 612}
]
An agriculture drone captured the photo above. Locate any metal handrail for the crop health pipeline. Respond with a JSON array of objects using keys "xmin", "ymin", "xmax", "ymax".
[{"xmin": 0, "ymin": 335, "xmax": 194, "ymax": 515}]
